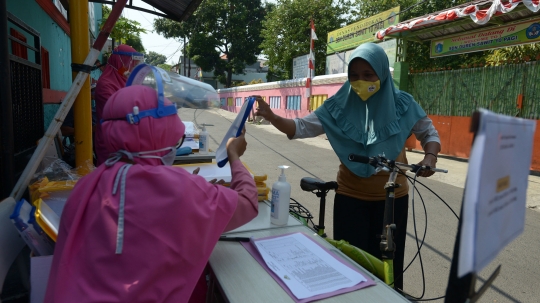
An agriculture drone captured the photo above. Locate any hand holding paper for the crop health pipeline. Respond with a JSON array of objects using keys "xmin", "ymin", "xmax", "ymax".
[
  {"xmin": 216, "ymin": 97, "xmax": 255, "ymax": 167},
  {"xmin": 226, "ymin": 127, "xmax": 247, "ymax": 162}
]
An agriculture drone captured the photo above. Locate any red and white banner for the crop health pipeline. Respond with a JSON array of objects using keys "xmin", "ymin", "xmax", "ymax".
[
  {"xmin": 376, "ymin": 0, "xmax": 540, "ymax": 40},
  {"xmin": 306, "ymin": 19, "xmax": 317, "ymax": 99}
]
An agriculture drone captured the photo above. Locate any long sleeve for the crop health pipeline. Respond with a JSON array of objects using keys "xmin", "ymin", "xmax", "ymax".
[
  {"xmin": 223, "ymin": 160, "xmax": 258, "ymax": 231},
  {"xmin": 292, "ymin": 112, "xmax": 325, "ymax": 139},
  {"xmin": 412, "ymin": 117, "xmax": 441, "ymax": 148}
]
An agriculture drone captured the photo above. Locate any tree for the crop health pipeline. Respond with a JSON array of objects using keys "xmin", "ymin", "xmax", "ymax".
[
  {"xmin": 260, "ymin": 0, "xmax": 353, "ymax": 81},
  {"xmin": 249, "ymin": 78, "xmax": 264, "ymax": 85},
  {"xmin": 101, "ymin": 5, "xmax": 146, "ymax": 50},
  {"xmin": 146, "ymin": 51, "xmax": 167, "ymax": 66},
  {"xmin": 157, "ymin": 63, "xmax": 173, "ymax": 71},
  {"xmin": 154, "ymin": 0, "xmax": 268, "ymax": 87},
  {"xmin": 486, "ymin": 44, "xmax": 540, "ymax": 65},
  {"xmin": 353, "ymin": 0, "xmax": 485, "ymax": 70},
  {"xmin": 125, "ymin": 36, "xmax": 145, "ymax": 53}
]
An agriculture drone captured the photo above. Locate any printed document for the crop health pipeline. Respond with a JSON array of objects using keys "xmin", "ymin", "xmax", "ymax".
[
  {"xmin": 459, "ymin": 109, "xmax": 536, "ymax": 277},
  {"xmin": 253, "ymin": 233, "xmax": 367, "ymax": 299}
]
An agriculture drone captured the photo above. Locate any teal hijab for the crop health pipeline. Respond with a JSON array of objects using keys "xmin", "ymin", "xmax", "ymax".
[{"xmin": 314, "ymin": 43, "xmax": 426, "ymax": 177}]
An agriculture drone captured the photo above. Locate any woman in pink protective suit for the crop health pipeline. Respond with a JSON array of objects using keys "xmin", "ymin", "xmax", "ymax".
[
  {"xmin": 45, "ymin": 84, "xmax": 258, "ymax": 302},
  {"xmin": 94, "ymin": 44, "xmax": 144, "ymax": 165}
]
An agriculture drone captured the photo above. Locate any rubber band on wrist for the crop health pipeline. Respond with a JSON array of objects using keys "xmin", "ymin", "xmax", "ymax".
[{"xmin": 425, "ymin": 152, "xmax": 438, "ymax": 162}]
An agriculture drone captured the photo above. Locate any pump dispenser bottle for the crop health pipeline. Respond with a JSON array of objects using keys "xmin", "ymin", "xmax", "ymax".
[
  {"xmin": 270, "ymin": 165, "xmax": 291, "ymax": 225},
  {"xmin": 199, "ymin": 124, "xmax": 209, "ymax": 154}
]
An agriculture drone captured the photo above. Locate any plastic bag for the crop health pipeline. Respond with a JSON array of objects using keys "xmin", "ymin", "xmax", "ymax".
[{"xmin": 29, "ymin": 158, "xmax": 94, "ymax": 204}]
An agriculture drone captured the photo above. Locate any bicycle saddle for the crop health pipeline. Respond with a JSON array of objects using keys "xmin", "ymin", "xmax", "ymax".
[{"xmin": 300, "ymin": 177, "xmax": 338, "ymax": 192}]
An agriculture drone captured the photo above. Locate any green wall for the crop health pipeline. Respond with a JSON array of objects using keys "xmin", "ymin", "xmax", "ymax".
[
  {"xmin": 7, "ymin": 0, "xmax": 72, "ymax": 92},
  {"xmin": 409, "ymin": 62, "xmax": 540, "ymax": 120},
  {"xmin": 7, "ymin": 0, "xmax": 103, "ymax": 129}
]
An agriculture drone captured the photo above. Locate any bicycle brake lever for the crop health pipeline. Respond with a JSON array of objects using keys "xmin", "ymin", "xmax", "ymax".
[
  {"xmin": 411, "ymin": 164, "xmax": 421, "ymax": 173},
  {"xmin": 411, "ymin": 164, "xmax": 433, "ymax": 174}
]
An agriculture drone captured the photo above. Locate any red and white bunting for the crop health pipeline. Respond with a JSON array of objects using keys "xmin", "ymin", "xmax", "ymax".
[
  {"xmin": 376, "ymin": 0, "xmax": 540, "ymax": 40},
  {"xmin": 306, "ymin": 19, "xmax": 317, "ymax": 99}
]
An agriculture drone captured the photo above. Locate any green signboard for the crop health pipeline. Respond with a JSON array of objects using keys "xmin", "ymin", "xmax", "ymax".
[
  {"xmin": 431, "ymin": 18, "xmax": 540, "ymax": 57},
  {"xmin": 326, "ymin": 7, "xmax": 400, "ymax": 55}
]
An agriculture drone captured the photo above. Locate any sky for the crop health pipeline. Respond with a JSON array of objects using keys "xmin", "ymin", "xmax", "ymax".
[{"xmin": 120, "ymin": 1, "xmax": 183, "ymax": 64}]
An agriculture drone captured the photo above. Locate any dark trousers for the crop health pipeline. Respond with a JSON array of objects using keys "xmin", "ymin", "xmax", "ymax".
[{"xmin": 333, "ymin": 193, "xmax": 409, "ymax": 291}]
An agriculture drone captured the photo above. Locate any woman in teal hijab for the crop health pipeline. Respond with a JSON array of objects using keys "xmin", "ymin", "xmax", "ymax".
[{"xmin": 255, "ymin": 42, "xmax": 441, "ymax": 291}]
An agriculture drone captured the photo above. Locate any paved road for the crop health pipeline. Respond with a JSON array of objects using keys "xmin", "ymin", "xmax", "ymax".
[{"xmin": 179, "ymin": 107, "xmax": 540, "ymax": 303}]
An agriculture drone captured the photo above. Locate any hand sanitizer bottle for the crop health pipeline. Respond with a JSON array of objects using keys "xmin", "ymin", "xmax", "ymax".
[
  {"xmin": 270, "ymin": 165, "xmax": 291, "ymax": 226},
  {"xmin": 199, "ymin": 124, "xmax": 208, "ymax": 154}
]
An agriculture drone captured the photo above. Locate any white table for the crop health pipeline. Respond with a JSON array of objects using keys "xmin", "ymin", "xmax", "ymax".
[
  {"xmin": 224, "ymin": 201, "xmax": 302, "ymax": 234},
  {"xmin": 209, "ymin": 223, "xmax": 409, "ymax": 302}
]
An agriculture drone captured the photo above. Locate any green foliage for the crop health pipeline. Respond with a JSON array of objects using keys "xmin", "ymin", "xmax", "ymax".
[
  {"xmin": 146, "ymin": 51, "xmax": 167, "ymax": 66},
  {"xmin": 232, "ymin": 80, "xmax": 248, "ymax": 87},
  {"xmin": 101, "ymin": 5, "xmax": 146, "ymax": 47},
  {"xmin": 154, "ymin": 0, "xmax": 267, "ymax": 88},
  {"xmin": 157, "ymin": 63, "xmax": 173, "ymax": 71},
  {"xmin": 406, "ymin": 41, "xmax": 487, "ymax": 71},
  {"xmin": 154, "ymin": 17, "xmax": 191, "ymax": 40},
  {"xmin": 485, "ymin": 44, "xmax": 540, "ymax": 65},
  {"xmin": 354, "ymin": 0, "xmax": 466, "ymax": 22},
  {"xmin": 352, "ymin": 0, "xmax": 488, "ymax": 70},
  {"xmin": 249, "ymin": 78, "xmax": 264, "ymax": 84},
  {"xmin": 125, "ymin": 36, "xmax": 145, "ymax": 53},
  {"xmin": 260, "ymin": 0, "xmax": 353, "ymax": 81},
  {"xmin": 266, "ymin": 68, "xmax": 288, "ymax": 82}
]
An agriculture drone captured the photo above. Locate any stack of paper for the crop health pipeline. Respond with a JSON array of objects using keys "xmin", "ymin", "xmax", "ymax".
[
  {"xmin": 180, "ymin": 121, "xmax": 199, "ymax": 151},
  {"xmin": 242, "ymin": 233, "xmax": 375, "ymax": 302},
  {"xmin": 182, "ymin": 121, "xmax": 198, "ymax": 137}
]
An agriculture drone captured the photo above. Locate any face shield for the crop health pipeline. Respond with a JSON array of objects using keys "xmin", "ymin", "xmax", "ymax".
[
  {"xmin": 112, "ymin": 50, "xmax": 145, "ymax": 77},
  {"xmin": 129, "ymin": 65, "xmax": 222, "ymax": 159},
  {"xmin": 101, "ymin": 64, "xmax": 180, "ymax": 166},
  {"xmin": 161, "ymin": 71, "xmax": 219, "ymax": 109},
  {"xmin": 123, "ymin": 64, "xmax": 178, "ymax": 124}
]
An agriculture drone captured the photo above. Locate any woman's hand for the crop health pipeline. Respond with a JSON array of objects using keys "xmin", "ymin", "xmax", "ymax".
[
  {"xmin": 253, "ymin": 96, "xmax": 276, "ymax": 122},
  {"xmin": 226, "ymin": 127, "xmax": 247, "ymax": 162},
  {"xmin": 416, "ymin": 154, "xmax": 437, "ymax": 177},
  {"xmin": 209, "ymin": 179, "xmax": 226, "ymax": 185},
  {"xmin": 192, "ymin": 167, "xmax": 225, "ymax": 185}
]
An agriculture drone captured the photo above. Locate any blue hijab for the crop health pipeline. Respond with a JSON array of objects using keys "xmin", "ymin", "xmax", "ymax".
[{"xmin": 314, "ymin": 43, "xmax": 426, "ymax": 177}]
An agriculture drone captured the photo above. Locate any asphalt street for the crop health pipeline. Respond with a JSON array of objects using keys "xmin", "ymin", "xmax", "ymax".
[{"xmin": 178, "ymin": 107, "xmax": 540, "ymax": 303}]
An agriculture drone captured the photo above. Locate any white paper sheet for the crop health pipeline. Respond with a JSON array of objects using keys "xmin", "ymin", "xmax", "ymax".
[
  {"xmin": 180, "ymin": 162, "xmax": 233, "ymax": 183},
  {"xmin": 215, "ymin": 98, "xmax": 254, "ymax": 167},
  {"xmin": 179, "ymin": 137, "xmax": 199, "ymax": 150},
  {"xmin": 182, "ymin": 121, "xmax": 199, "ymax": 137},
  {"xmin": 253, "ymin": 233, "xmax": 367, "ymax": 299},
  {"xmin": 458, "ymin": 109, "xmax": 536, "ymax": 277}
]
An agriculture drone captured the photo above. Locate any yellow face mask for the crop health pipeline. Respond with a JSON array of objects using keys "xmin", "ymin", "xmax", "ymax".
[{"xmin": 350, "ymin": 79, "xmax": 381, "ymax": 101}]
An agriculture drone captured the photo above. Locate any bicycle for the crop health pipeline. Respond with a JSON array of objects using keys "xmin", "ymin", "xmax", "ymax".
[{"xmin": 288, "ymin": 153, "xmax": 449, "ymax": 295}]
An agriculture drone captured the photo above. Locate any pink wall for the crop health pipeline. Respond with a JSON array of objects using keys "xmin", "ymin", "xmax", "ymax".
[{"xmin": 219, "ymin": 82, "xmax": 343, "ymax": 118}]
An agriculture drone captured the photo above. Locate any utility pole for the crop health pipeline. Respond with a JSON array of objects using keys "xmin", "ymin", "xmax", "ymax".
[{"xmin": 183, "ymin": 36, "xmax": 186, "ymax": 76}]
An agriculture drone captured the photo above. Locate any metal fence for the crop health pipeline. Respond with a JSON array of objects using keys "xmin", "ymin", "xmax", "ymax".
[
  {"xmin": 409, "ymin": 61, "xmax": 540, "ymax": 119},
  {"xmin": 1, "ymin": 12, "xmax": 43, "ymax": 199}
]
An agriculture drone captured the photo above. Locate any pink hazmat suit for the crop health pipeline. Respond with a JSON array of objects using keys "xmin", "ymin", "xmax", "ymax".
[
  {"xmin": 45, "ymin": 85, "xmax": 258, "ymax": 302},
  {"xmin": 94, "ymin": 44, "xmax": 140, "ymax": 166}
]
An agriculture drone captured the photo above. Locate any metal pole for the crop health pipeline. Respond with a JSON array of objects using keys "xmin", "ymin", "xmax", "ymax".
[
  {"xmin": 183, "ymin": 36, "xmax": 186, "ymax": 76},
  {"xmin": 0, "ymin": 1, "xmax": 14, "ymax": 199},
  {"xmin": 70, "ymin": 0, "xmax": 93, "ymax": 173}
]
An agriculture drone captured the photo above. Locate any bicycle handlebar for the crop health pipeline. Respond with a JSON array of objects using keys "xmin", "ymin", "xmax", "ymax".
[
  {"xmin": 348, "ymin": 153, "xmax": 448, "ymax": 174},
  {"xmin": 347, "ymin": 153, "xmax": 371, "ymax": 164}
]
